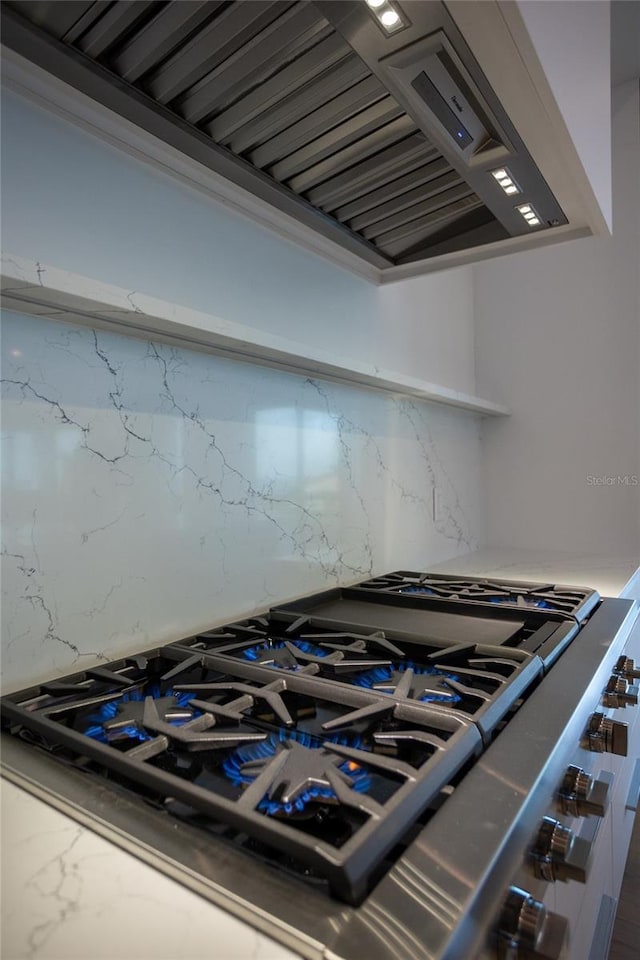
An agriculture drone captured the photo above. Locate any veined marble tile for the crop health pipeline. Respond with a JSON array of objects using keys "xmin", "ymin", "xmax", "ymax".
[
  {"xmin": 1, "ymin": 310, "xmax": 481, "ymax": 691},
  {"xmin": 0, "ymin": 780, "xmax": 299, "ymax": 960}
]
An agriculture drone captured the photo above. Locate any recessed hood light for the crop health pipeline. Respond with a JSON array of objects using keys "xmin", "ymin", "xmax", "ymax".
[
  {"xmin": 381, "ymin": 10, "xmax": 400, "ymax": 27},
  {"xmin": 365, "ymin": 0, "xmax": 410, "ymax": 35},
  {"xmin": 517, "ymin": 203, "xmax": 542, "ymax": 227},
  {"xmin": 491, "ymin": 167, "xmax": 521, "ymax": 196}
]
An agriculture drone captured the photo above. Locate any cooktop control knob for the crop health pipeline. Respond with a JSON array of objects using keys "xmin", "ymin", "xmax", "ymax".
[
  {"xmin": 496, "ymin": 886, "xmax": 568, "ymax": 959},
  {"xmin": 584, "ymin": 712, "xmax": 628, "ymax": 755},
  {"xmin": 531, "ymin": 816, "xmax": 590, "ymax": 883},
  {"xmin": 613, "ymin": 655, "xmax": 640, "ymax": 680},
  {"xmin": 603, "ymin": 675, "xmax": 639, "ymax": 708},
  {"xmin": 559, "ymin": 765, "xmax": 609, "ymax": 817}
]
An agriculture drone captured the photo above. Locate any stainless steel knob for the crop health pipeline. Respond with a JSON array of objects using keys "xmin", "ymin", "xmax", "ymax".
[
  {"xmin": 496, "ymin": 886, "xmax": 568, "ymax": 959},
  {"xmin": 559, "ymin": 765, "xmax": 609, "ymax": 817},
  {"xmin": 531, "ymin": 816, "xmax": 590, "ymax": 882},
  {"xmin": 602, "ymin": 675, "xmax": 639, "ymax": 708},
  {"xmin": 613, "ymin": 655, "xmax": 640, "ymax": 680},
  {"xmin": 584, "ymin": 711, "xmax": 628, "ymax": 755}
]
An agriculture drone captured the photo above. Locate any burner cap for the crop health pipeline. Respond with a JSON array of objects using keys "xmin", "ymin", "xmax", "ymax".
[
  {"xmin": 223, "ymin": 730, "xmax": 371, "ymax": 816},
  {"xmin": 352, "ymin": 662, "xmax": 462, "ymax": 704},
  {"xmin": 83, "ymin": 686, "xmax": 198, "ymax": 743}
]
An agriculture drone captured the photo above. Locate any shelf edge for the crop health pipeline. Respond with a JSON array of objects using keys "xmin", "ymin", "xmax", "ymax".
[{"xmin": 1, "ymin": 253, "xmax": 510, "ymax": 417}]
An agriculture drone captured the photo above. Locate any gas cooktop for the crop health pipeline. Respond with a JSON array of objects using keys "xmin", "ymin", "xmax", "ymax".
[{"xmin": 2, "ymin": 572, "xmax": 637, "ymax": 960}]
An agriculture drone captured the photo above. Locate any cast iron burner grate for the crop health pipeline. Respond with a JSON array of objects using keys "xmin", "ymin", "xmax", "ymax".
[
  {"xmin": 242, "ymin": 638, "xmax": 329, "ymax": 667},
  {"xmin": 355, "ymin": 571, "xmax": 599, "ymax": 618},
  {"xmin": 174, "ymin": 616, "xmax": 541, "ymax": 738},
  {"xmin": 0, "ymin": 645, "xmax": 481, "ymax": 903}
]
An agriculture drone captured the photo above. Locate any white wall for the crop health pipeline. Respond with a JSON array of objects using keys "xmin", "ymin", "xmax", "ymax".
[
  {"xmin": 0, "ymin": 88, "xmax": 477, "ymax": 393},
  {"xmin": 378, "ymin": 271, "xmax": 476, "ymax": 395},
  {"xmin": 473, "ymin": 79, "xmax": 640, "ymax": 556},
  {"xmin": 515, "ymin": 0, "xmax": 612, "ymax": 230}
]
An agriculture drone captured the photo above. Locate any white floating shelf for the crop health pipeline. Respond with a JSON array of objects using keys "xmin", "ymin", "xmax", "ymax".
[{"xmin": 1, "ymin": 254, "xmax": 509, "ymax": 417}]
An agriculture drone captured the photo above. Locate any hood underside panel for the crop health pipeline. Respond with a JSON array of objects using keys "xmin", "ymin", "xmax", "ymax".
[{"xmin": 3, "ymin": 0, "xmax": 565, "ymax": 269}]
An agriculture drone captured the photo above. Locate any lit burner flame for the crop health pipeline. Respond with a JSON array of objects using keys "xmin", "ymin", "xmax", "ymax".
[
  {"xmin": 400, "ymin": 585, "xmax": 552, "ymax": 609},
  {"xmin": 352, "ymin": 661, "xmax": 462, "ymax": 704},
  {"xmin": 222, "ymin": 729, "xmax": 371, "ymax": 816},
  {"xmin": 242, "ymin": 639, "xmax": 330, "ymax": 667},
  {"xmin": 83, "ymin": 686, "xmax": 198, "ymax": 743}
]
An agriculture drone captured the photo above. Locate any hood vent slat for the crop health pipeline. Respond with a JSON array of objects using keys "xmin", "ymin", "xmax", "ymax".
[
  {"xmin": 334, "ymin": 156, "xmax": 451, "ymax": 223},
  {"xmin": 145, "ymin": 1, "xmax": 293, "ymax": 105},
  {"xmin": 247, "ymin": 75, "xmax": 388, "ymax": 170},
  {"xmin": 287, "ymin": 114, "xmax": 418, "ymax": 194},
  {"xmin": 348, "ymin": 169, "xmax": 463, "ymax": 233},
  {"xmin": 363, "ymin": 181, "xmax": 475, "ymax": 241},
  {"xmin": 209, "ymin": 38, "xmax": 362, "ymax": 146},
  {"xmin": 76, "ymin": 1, "xmax": 159, "ymax": 60},
  {"xmin": 309, "ymin": 135, "xmax": 436, "ymax": 211},
  {"xmin": 177, "ymin": 4, "xmax": 330, "ymax": 125},
  {"xmin": 266, "ymin": 97, "xmax": 405, "ymax": 183},
  {"xmin": 380, "ymin": 195, "xmax": 484, "ymax": 258},
  {"xmin": 112, "ymin": 2, "xmax": 225, "ymax": 84},
  {"xmin": 62, "ymin": 2, "xmax": 114, "ymax": 45}
]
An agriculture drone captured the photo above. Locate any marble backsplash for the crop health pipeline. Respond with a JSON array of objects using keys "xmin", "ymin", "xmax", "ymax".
[{"xmin": 1, "ymin": 309, "xmax": 481, "ymax": 691}]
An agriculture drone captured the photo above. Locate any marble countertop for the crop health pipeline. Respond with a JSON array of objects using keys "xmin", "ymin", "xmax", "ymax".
[
  {"xmin": 3, "ymin": 548, "xmax": 639, "ymax": 960},
  {"xmin": 431, "ymin": 547, "xmax": 640, "ymax": 601},
  {"xmin": 0, "ymin": 780, "xmax": 300, "ymax": 960}
]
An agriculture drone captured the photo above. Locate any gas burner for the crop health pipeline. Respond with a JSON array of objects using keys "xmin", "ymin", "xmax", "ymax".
[
  {"xmin": 351, "ymin": 662, "xmax": 463, "ymax": 705},
  {"xmin": 241, "ymin": 636, "xmax": 394, "ymax": 677},
  {"xmin": 488, "ymin": 595, "xmax": 552, "ymax": 609},
  {"xmin": 223, "ymin": 730, "xmax": 371, "ymax": 816},
  {"xmin": 83, "ymin": 686, "xmax": 197, "ymax": 743},
  {"xmin": 242, "ymin": 639, "xmax": 329, "ymax": 668},
  {"xmin": 400, "ymin": 586, "xmax": 437, "ymax": 597},
  {"xmin": 399, "ymin": 585, "xmax": 563, "ymax": 610}
]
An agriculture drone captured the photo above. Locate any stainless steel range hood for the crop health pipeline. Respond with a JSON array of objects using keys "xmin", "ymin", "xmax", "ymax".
[{"xmin": 1, "ymin": 0, "xmax": 570, "ymax": 275}]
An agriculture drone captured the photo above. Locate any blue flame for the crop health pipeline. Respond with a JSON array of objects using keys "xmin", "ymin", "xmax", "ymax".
[
  {"xmin": 400, "ymin": 586, "xmax": 437, "ymax": 596},
  {"xmin": 490, "ymin": 596, "xmax": 551, "ymax": 609},
  {"xmin": 352, "ymin": 665, "xmax": 392, "ymax": 687},
  {"xmin": 242, "ymin": 639, "xmax": 330, "ymax": 665},
  {"xmin": 242, "ymin": 641, "xmax": 284, "ymax": 661},
  {"xmin": 222, "ymin": 729, "xmax": 371, "ymax": 816},
  {"xmin": 83, "ymin": 686, "xmax": 198, "ymax": 743},
  {"xmin": 352, "ymin": 660, "xmax": 462, "ymax": 705},
  {"xmin": 401, "ymin": 585, "xmax": 552, "ymax": 609}
]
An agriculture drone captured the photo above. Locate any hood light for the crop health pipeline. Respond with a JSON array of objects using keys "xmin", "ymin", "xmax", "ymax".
[
  {"xmin": 517, "ymin": 203, "xmax": 542, "ymax": 227},
  {"xmin": 365, "ymin": 0, "xmax": 409, "ymax": 34},
  {"xmin": 381, "ymin": 9, "xmax": 400, "ymax": 26},
  {"xmin": 491, "ymin": 167, "xmax": 521, "ymax": 196}
]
